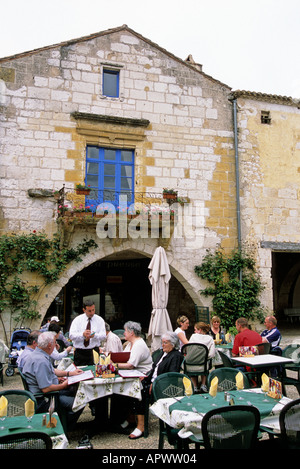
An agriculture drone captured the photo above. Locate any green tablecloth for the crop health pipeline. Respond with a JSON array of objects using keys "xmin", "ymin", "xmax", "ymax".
[
  {"xmin": 150, "ymin": 389, "xmax": 291, "ymax": 439},
  {"xmin": 169, "ymin": 390, "xmax": 276, "ymax": 418},
  {"xmin": 0, "ymin": 412, "xmax": 68, "ymax": 449}
]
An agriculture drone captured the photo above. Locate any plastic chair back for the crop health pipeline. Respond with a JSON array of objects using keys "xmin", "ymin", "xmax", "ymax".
[
  {"xmin": 152, "ymin": 372, "xmax": 193, "ymax": 401},
  {"xmin": 279, "ymin": 398, "xmax": 300, "ymax": 449},
  {"xmin": 0, "ymin": 390, "xmax": 37, "ymax": 417},
  {"xmin": 0, "ymin": 431, "xmax": 52, "ymax": 449},
  {"xmin": 207, "ymin": 367, "xmax": 250, "ymax": 391},
  {"xmin": 202, "ymin": 405, "xmax": 260, "ymax": 449},
  {"xmin": 255, "ymin": 343, "xmax": 271, "ymax": 355},
  {"xmin": 181, "ymin": 343, "xmax": 210, "ymax": 376}
]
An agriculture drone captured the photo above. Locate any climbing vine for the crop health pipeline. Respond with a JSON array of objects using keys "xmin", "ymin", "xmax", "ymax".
[
  {"xmin": 194, "ymin": 248, "xmax": 266, "ymax": 330},
  {"xmin": 0, "ymin": 231, "xmax": 97, "ymax": 342}
]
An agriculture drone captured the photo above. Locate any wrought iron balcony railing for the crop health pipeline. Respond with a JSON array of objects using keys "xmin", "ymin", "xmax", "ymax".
[{"xmin": 55, "ymin": 186, "xmax": 185, "ymax": 218}]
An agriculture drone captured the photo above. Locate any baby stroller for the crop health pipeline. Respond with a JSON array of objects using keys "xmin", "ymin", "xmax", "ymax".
[{"xmin": 5, "ymin": 327, "xmax": 31, "ymax": 376}]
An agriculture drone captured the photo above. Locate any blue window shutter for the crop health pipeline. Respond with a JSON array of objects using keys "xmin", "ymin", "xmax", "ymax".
[{"xmin": 85, "ymin": 146, "xmax": 134, "ymax": 211}]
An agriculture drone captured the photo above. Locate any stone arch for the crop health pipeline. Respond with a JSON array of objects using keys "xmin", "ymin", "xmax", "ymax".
[{"xmin": 34, "ymin": 239, "xmax": 210, "ymax": 328}]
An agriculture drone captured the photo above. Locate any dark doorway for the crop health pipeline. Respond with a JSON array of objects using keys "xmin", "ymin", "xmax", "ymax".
[
  {"xmin": 46, "ymin": 254, "xmax": 197, "ymax": 335},
  {"xmin": 272, "ymin": 251, "xmax": 300, "ymax": 323}
]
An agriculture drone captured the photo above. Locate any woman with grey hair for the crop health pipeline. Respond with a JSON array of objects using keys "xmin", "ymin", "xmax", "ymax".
[
  {"xmin": 117, "ymin": 329, "xmax": 183, "ymax": 440},
  {"xmin": 114, "ymin": 321, "xmax": 152, "ymax": 440},
  {"xmin": 117, "ymin": 321, "xmax": 152, "ymax": 375},
  {"xmin": 144, "ymin": 331, "xmax": 183, "ymax": 390}
]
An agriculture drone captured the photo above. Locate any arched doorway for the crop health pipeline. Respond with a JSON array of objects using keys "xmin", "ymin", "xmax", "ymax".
[{"xmin": 45, "ymin": 251, "xmax": 196, "ymax": 335}]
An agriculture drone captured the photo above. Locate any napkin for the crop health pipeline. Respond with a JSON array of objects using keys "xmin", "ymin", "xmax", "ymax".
[
  {"xmin": 183, "ymin": 377, "xmax": 193, "ymax": 396},
  {"xmin": 93, "ymin": 349, "xmax": 99, "ymax": 364},
  {"xmin": 100, "ymin": 354, "xmax": 111, "ymax": 366},
  {"xmin": 261, "ymin": 373, "xmax": 269, "ymax": 392},
  {"xmin": 0, "ymin": 395, "xmax": 8, "ymax": 417},
  {"xmin": 25, "ymin": 398, "xmax": 35, "ymax": 417},
  {"xmin": 235, "ymin": 371, "xmax": 244, "ymax": 390},
  {"xmin": 209, "ymin": 376, "xmax": 218, "ymax": 397}
]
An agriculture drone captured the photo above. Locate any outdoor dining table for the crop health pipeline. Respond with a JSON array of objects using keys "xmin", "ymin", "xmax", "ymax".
[
  {"xmin": 231, "ymin": 354, "xmax": 294, "ymax": 383},
  {"xmin": 0, "ymin": 412, "xmax": 68, "ymax": 449},
  {"xmin": 72, "ymin": 366, "xmax": 143, "ymax": 412},
  {"xmin": 231, "ymin": 354, "xmax": 293, "ymax": 368},
  {"xmin": 150, "ymin": 388, "xmax": 292, "ymax": 441}
]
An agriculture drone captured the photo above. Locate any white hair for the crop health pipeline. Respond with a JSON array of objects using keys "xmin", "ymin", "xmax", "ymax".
[{"xmin": 38, "ymin": 331, "xmax": 56, "ymax": 349}]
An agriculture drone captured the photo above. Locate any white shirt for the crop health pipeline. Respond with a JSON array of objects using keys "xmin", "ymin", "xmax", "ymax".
[
  {"xmin": 69, "ymin": 313, "xmax": 106, "ymax": 349},
  {"xmin": 124, "ymin": 338, "xmax": 153, "ymax": 374},
  {"xmin": 189, "ymin": 333, "xmax": 216, "ymax": 359},
  {"xmin": 101, "ymin": 331, "xmax": 123, "ymax": 353}
]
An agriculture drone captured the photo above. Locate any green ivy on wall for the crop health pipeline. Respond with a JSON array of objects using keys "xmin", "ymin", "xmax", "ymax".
[
  {"xmin": 0, "ymin": 231, "xmax": 97, "ymax": 342},
  {"xmin": 194, "ymin": 248, "xmax": 266, "ymax": 330}
]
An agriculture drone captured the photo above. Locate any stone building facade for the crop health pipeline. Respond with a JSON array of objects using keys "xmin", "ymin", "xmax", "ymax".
[
  {"xmin": 0, "ymin": 25, "xmax": 299, "ymax": 340},
  {"xmin": 231, "ymin": 91, "xmax": 300, "ymax": 322}
]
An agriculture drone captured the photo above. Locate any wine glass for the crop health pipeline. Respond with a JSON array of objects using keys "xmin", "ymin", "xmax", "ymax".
[
  {"xmin": 25, "ymin": 408, "xmax": 34, "ymax": 428},
  {"xmin": 0, "ymin": 408, "xmax": 7, "ymax": 430}
]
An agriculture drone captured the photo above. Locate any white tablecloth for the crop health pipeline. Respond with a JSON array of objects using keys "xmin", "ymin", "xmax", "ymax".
[
  {"xmin": 72, "ymin": 376, "xmax": 142, "ymax": 412},
  {"xmin": 150, "ymin": 389, "xmax": 291, "ymax": 440}
]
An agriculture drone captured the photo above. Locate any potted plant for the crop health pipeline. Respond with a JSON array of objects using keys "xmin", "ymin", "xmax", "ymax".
[
  {"xmin": 75, "ymin": 183, "xmax": 91, "ymax": 195},
  {"xmin": 53, "ymin": 190, "xmax": 61, "ymax": 201},
  {"xmin": 73, "ymin": 205, "xmax": 93, "ymax": 217},
  {"xmin": 163, "ymin": 188, "xmax": 178, "ymax": 200},
  {"xmin": 57, "ymin": 205, "xmax": 72, "ymax": 217}
]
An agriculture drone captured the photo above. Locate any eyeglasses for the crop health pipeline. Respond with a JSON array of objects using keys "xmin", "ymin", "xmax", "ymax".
[{"xmin": 162, "ymin": 341, "xmax": 170, "ymax": 345}]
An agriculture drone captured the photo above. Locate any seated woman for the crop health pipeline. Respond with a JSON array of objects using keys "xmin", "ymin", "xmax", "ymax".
[
  {"xmin": 188, "ymin": 321, "xmax": 215, "ymax": 393},
  {"xmin": 209, "ymin": 315, "xmax": 222, "ymax": 340},
  {"xmin": 143, "ymin": 331, "xmax": 183, "ymax": 394},
  {"xmin": 174, "ymin": 315, "xmax": 190, "ymax": 349},
  {"xmin": 115, "ymin": 321, "xmax": 152, "ymax": 439}
]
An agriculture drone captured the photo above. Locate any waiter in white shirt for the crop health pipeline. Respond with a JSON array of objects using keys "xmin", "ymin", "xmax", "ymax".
[{"xmin": 69, "ymin": 299, "xmax": 106, "ymax": 366}]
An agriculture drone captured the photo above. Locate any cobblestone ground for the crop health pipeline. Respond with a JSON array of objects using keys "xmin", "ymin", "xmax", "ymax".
[{"xmin": 1, "ymin": 323, "xmax": 300, "ymax": 450}]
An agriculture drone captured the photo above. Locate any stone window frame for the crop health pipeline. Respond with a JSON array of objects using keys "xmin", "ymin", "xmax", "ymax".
[{"xmin": 100, "ymin": 62, "xmax": 124, "ymax": 100}]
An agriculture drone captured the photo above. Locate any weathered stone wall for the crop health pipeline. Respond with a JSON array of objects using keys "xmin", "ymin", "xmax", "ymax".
[
  {"xmin": 235, "ymin": 96, "xmax": 300, "ymax": 311},
  {"xmin": 0, "ymin": 26, "xmax": 238, "ymax": 338}
]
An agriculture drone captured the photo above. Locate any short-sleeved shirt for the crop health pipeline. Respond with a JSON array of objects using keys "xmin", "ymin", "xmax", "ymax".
[
  {"xmin": 124, "ymin": 338, "xmax": 152, "ymax": 374},
  {"xmin": 22, "ymin": 347, "xmax": 58, "ymax": 394},
  {"xmin": 101, "ymin": 331, "xmax": 123, "ymax": 353},
  {"xmin": 261, "ymin": 327, "xmax": 281, "ymax": 348},
  {"xmin": 17, "ymin": 346, "xmax": 34, "ymax": 371},
  {"xmin": 69, "ymin": 313, "xmax": 106, "ymax": 350},
  {"xmin": 232, "ymin": 328, "xmax": 262, "ymax": 356}
]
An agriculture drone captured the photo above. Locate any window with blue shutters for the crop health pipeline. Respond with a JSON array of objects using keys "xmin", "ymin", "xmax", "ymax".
[{"xmin": 85, "ymin": 146, "xmax": 134, "ymax": 211}]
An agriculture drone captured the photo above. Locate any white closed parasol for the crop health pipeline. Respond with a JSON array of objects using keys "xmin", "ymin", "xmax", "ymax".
[{"xmin": 147, "ymin": 246, "xmax": 173, "ymax": 352}]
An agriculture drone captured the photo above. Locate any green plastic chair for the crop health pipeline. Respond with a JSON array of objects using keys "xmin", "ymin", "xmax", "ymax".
[
  {"xmin": 152, "ymin": 372, "xmax": 194, "ymax": 449},
  {"xmin": 181, "ymin": 343, "xmax": 212, "ymax": 382},
  {"xmin": 202, "ymin": 405, "xmax": 260, "ymax": 449},
  {"xmin": 281, "ymin": 345, "xmax": 300, "ymax": 395},
  {"xmin": 260, "ymin": 397, "xmax": 300, "ymax": 448},
  {"xmin": 0, "ymin": 390, "xmax": 37, "ymax": 417},
  {"xmin": 112, "ymin": 329, "xmax": 125, "ymax": 339},
  {"xmin": 18, "ymin": 369, "xmax": 67, "ymax": 433},
  {"xmin": 207, "ymin": 367, "xmax": 251, "ymax": 392},
  {"xmin": 0, "ymin": 431, "xmax": 52, "ymax": 449}
]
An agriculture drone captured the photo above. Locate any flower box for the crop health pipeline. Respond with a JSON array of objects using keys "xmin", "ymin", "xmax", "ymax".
[{"xmin": 76, "ymin": 189, "xmax": 90, "ymax": 195}]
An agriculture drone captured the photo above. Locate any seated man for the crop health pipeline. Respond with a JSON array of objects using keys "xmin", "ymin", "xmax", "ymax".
[
  {"xmin": 99, "ymin": 322, "xmax": 123, "ymax": 354},
  {"xmin": 261, "ymin": 315, "xmax": 282, "ymax": 355},
  {"xmin": 17, "ymin": 330, "xmax": 40, "ymax": 372},
  {"xmin": 22, "ymin": 331, "xmax": 83, "ymax": 432},
  {"xmin": 48, "ymin": 321, "xmax": 73, "ymax": 364},
  {"xmin": 232, "ymin": 317, "xmax": 262, "ymax": 357}
]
